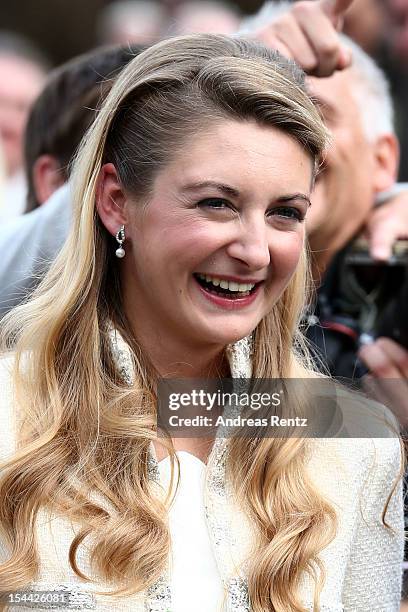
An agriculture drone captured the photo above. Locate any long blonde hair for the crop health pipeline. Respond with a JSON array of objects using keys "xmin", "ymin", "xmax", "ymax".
[{"xmin": 0, "ymin": 35, "xmax": 336, "ymax": 611}]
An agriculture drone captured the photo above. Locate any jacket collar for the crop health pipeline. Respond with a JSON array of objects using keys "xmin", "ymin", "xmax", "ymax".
[{"xmin": 109, "ymin": 329, "xmax": 253, "ymax": 382}]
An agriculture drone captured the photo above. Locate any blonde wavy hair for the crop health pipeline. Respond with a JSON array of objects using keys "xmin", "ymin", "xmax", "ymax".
[{"xmin": 0, "ymin": 35, "xmax": 337, "ymax": 611}]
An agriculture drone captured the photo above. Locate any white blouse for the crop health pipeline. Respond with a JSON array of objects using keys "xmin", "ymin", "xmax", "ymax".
[{"xmin": 158, "ymin": 451, "xmax": 225, "ymax": 612}]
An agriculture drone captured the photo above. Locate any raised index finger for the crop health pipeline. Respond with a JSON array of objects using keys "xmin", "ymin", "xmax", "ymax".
[{"xmin": 319, "ymin": 0, "xmax": 354, "ymax": 23}]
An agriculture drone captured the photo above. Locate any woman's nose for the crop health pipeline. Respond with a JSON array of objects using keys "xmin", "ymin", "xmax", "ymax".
[{"xmin": 226, "ymin": 220, "xmax": 271, "ymax": 270}]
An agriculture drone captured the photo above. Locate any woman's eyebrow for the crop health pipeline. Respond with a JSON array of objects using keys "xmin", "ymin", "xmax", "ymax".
[
  {"xmin": 277, "ymin": 193, "xmax": 311, "ymax": 206},
  {"xmin": 180, "ymin": 181, "xmax": 240, "ymax": 198}
]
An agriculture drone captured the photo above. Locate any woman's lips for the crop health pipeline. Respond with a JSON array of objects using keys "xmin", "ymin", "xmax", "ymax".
[{"xmin": 193, "ymin": 275, "xmax": 263, "ymax": 310}]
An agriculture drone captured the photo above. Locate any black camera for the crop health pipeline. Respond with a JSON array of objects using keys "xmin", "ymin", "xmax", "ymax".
[
  {"xmin": 306, "ymin": 239, "xmax": 408, "ymax": 378},
  {"xmin": 375, "ymin": 242, "xmax": 408, "ymax": 349}
]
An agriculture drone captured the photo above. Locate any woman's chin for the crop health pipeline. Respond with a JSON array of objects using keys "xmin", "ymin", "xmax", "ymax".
[
  {"xmin": 182, "ymin": 298, "xmax": 261, "ymax": 347},
  {"xmin": 191, "ymin": 321, "xmax": 256, "ymax": 348}
]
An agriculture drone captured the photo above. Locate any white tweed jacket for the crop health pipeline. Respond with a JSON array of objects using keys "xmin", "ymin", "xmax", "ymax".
[{"xmin": 0, "ymin": 336, "xmax": 404, "ymax": 612}]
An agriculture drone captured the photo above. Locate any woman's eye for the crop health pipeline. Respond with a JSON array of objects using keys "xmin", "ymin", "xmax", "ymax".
[
  {"xmin": 197, "ymin": 198, "xmax": 232, "ymax": 210},
  {"xmin": 268, "ymin": 206, "xmax": 304, "ymax": 222}
]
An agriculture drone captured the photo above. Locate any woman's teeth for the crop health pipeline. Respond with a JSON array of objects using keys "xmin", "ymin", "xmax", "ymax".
[{"xmin": 196, "ymin": 274, "xmax": 256, "ymax": 293}]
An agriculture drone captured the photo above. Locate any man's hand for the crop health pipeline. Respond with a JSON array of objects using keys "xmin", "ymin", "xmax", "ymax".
[
  {"xmin": 364, "ymin": 190, "xmax": 408, "ymax": 261},
  {"xmin": 254, "ymin": 0, "xmax": 354, "ymax": 77},
  {"xmin": 359, "ymin": 337, "xmax": 408, "ymax": 426}
]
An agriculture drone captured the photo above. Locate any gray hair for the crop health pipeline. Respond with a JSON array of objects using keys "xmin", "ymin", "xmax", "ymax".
[
  {"xmin": 340, "ymin": 34, "xmax": 394, "ymax": 140},
  {"xmin": 240, "ymin": 1, "xmax": 394, "ymax": 141}
]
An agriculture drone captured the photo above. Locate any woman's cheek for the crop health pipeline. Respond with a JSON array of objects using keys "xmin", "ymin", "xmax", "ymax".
[{"xmin": 273, "ymin": 232, "xmax": 305, "ymax": 278}]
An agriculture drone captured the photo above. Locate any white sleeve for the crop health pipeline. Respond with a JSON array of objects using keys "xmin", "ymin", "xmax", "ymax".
[{"xmin": 342, "ymin": 438, "xmax": 404, "ymax": 611}]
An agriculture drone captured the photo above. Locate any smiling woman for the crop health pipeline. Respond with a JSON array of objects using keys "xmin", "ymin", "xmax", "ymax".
[
  {"xmin": 0, "ymin": 34, "xmax": 403, "ymax": 612},
  {"xmin": 98, "ymin": 119, "xmax": 312, "ymax": 359}
]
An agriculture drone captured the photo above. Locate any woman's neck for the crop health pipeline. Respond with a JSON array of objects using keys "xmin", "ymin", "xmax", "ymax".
[
  {"xmin": 137, "ymin": 333, "xmax": 229, "ymax": 465},
  {"xmin": 132, "ymin": 328, "xmax": 230, "ymax": 379}
]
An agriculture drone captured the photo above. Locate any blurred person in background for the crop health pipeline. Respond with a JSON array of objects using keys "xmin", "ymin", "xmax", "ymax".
[
  {"xmin": 172, "ymin": 1, "xmax": 241, "ymax": 35},
  {"xmin": 97, "ymin": 1, "xmax": 166, "ymax": 45},
  {"xmin": 0, "ymin": 44, "xmax": 142, "ymax": 317},
  {"xmin": 23, "ymin": 44, "xmax": 143, "ymax": 213},
  {"xmin": 305, "ymin": 38, "xmax": 402, "ymax": 377},
  {"xmin": 0, "ymin": 31, "xmax": 48, "ymax": 220},
  {"xmin": 306, "ymin": 36, "xmax": 398, "ymax": 277}
]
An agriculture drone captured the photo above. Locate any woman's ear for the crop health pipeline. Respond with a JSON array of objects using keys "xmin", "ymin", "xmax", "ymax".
[{"xmin": 96, "ymin": 163, "xmax": 128, "ymax": 236}]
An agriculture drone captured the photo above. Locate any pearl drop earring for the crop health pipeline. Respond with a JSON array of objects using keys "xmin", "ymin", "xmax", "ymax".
[{"xmin": 115, "ymin": 225, "xmax": 126, "ymax": 258}]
